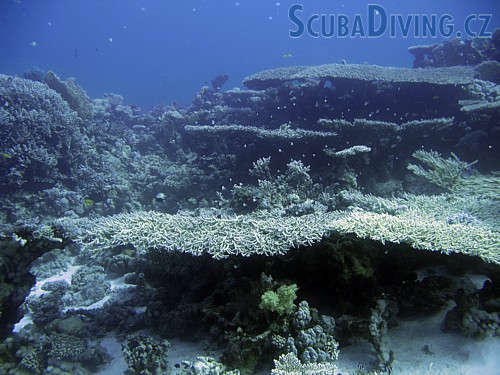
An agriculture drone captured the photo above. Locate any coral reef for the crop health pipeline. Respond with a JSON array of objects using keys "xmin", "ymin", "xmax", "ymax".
[
  {"xmin": 181, "ymin": 356, "xmax": 240, "ymax": 375},
  {"xmin": 408, "ymin": 30, "xmax": 500, "ymax": 68},
  {"xmin": 184, "ymin": 124, "xmax": 338, "ymax": 140},
  {"xmin": 73, "ymin": 210, "xmax": 338, "ymax": 259},
  {"xmin": 122, "ymin": 334, "xmax": 171, "ymax": 375},
  {"xmin": 271, "ymin": 352, "xmax": 337, "ymax": 375},
  {"xmin": 243, "ymin": 64, "xmax": 475, "ymax": 89},
  {"xmin": 259, "ymin": 284, "xmax": 298, "ymax": 316},
  {"xmin": 407, "ymin": 150, "xmax": 477, "ymax": 190},
  {"xmin": 0, "ymin": 74, "xmax": 83, "ymax": 191},
  {"xmin": 71, "ymin": 162, "xmax": 500, "ymax": 264},
  {"xmin": 1, "ymin": 50, "xmax": 499, "ymax": 374},
  {"xmin": 323, "ymin": 145, "xmax": 371, "ymax": 158},
  {"xmin": 43, "ymin": 70, "xmax": 93, "ymax": 120}
]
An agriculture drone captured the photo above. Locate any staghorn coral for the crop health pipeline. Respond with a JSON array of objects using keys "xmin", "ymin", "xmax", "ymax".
[
  {"xmin": 74, "ymin": 210, "xmax": 339, "ymax": 260},
  {"xmin": 323, "ymin": 145, "xmax": 371, "ymax": 158},
  {"xmin": 248, "ymin": 157, "xmax": 272, "ymax": 180},
  {"xmin": 270, "ymin": 352, "xmax": 337, "ymax": 375},
  {"xmin": 229, "ymin": 158, "xmax": 320, "ymax": 214},
  {"xmin": 407, "ymin": 149, "xmax": 477, "ymax": 190},
  {"xmin": 69, "ymin": 168, "xmax": 500, "ymax": 264},
  {"xmin": 333, "ymin": 210, "xmax": 500, "ymax": 264},
  {"xmin": 184, "ymin": 124, "xmax": 337, "ymax": 140},
  {"xmin": 339, "ymin": 189, "xmax": 499, "ymax": 225},
  {"xmin": 455, "ymin": 172, "xmax": 500, "ymax": 200}
]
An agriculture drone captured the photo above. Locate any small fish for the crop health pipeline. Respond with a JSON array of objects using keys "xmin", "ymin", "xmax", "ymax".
[
  {"xmin": 1, "ymin": 152, "xmax": 13, "ymax": 159},
  {"xmin": 282, "ymin": 53, "xmax": 293, "ymax": 58},
  {"xmin": 155, "ymin": 193, "xmax": 166, "ymax": 202},
  {"xmin": 29, "ymin": 41, "xmax": 38, "ymax": 47}
]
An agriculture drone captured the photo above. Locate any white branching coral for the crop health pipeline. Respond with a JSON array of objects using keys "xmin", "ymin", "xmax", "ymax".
[
  {"xmin": 407, "ymin": 149, "xmax": 477, "ymax": 190},
  {"xmin": 271, "ymin": 352, "xmax": 337, "ymax": 375},
  {"xmin": 323, "ymin": 145, "xmax": 371, "ymax": 158},
  {"xmin": 68, "ymin": 156, "xmax": 500, "ymax": 265},
  {"xmin": 76, "ymin": 210, "xmax": 340, "ymax": 260},
  {"xmin": 184, "ymin": 124, "xmax": 337, "ymax": 139}
]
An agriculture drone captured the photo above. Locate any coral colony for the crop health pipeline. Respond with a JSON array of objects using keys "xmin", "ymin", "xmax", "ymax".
[{"xmin": 0, "ymin": 32, "xmax": 500, "ymax": 375}]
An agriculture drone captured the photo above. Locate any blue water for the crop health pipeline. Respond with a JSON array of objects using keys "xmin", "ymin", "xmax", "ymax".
[{"xmin": 0, "ymin": 0, "xmax": 498, "ymax": 108}]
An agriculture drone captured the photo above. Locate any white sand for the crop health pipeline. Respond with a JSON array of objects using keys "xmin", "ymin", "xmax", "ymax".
[{"xmin": 339, "ymin": 302, "xmax": 500, "ymax": 375}]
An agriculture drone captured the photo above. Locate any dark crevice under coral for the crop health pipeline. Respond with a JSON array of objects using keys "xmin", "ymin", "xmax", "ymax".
[{"xmin": 119, "ymin": 235, "xmax": 499, "ymax": 372}]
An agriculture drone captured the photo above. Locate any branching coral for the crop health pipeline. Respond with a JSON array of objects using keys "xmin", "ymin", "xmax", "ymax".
[
  {"xmin": 184, "ymin": 124, "xmax": 337, "ymax": 140},
  {"xmin": 181, "ymin": 356, "xmax": 240, "ymax": 375},
  {"xmin": 123, "ymin": 334, "xmax": 171, "ymax": 375},
  {"xmin": 407, "ymin": 149, "xmax": 477, "ymax": 190},
  {"xmin": 47, "ymin": 333, "xmax": 86, "ymax": 360},
  {"xmin": 231, "ymin": 158, "xmax": 320, "ymax": 213},
  {"xmin": 0, "ymin": 74, "xmax": 82, "ymax": 189},
  {"xmin": 333, "ymin": 210, "xmax": 500, "ymax": 263},
  {"xmin": 74, "ymin": 210, "xmax": 340, "ymax": 260},
  {"xmin": 323, "ymin": 145, "xmax": 371, "ymax": 158},
  {"xmin": 259, "ymin": 284, "xmax": 299, "ymax": 316},
  {"xmin": 69, "ymin": 182, "xmax": 500, "ymax": 264},
  {"xmin": 271, "ymin": 352, "xmax": 337, "ymax": 375}
]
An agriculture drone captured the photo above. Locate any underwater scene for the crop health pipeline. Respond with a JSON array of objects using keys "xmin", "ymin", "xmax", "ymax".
[{"xmin": 1, "ymin": 1, "xmax": 500, "ymax": 374}]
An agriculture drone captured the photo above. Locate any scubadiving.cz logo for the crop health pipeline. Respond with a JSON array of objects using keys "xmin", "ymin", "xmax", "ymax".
[{"xmin": 288, "ymin": 4, "xmax": 492, "ymax": 39}]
